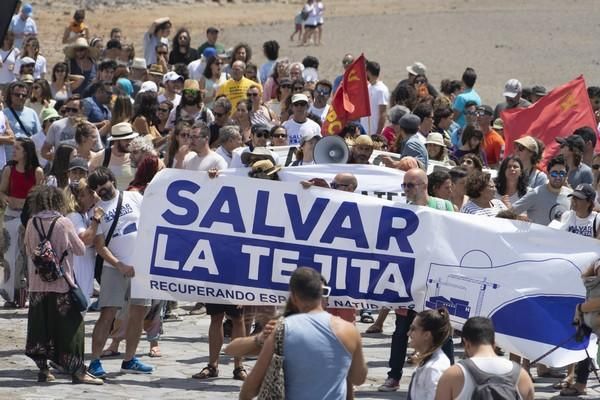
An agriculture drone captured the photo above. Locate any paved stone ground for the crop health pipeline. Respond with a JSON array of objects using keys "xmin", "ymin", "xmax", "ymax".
[{"xmin": 1, "ymin": 305, "xmax": 600, "ymax": 399}]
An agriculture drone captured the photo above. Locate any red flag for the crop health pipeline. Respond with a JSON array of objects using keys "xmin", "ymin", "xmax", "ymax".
[
  {"xmin": 502, "ymin": 76, "xmax": 597, "ymax": 166},
  {"xmin": 322, "ymin": 54, "xmax": 370, "ymax": 135}
]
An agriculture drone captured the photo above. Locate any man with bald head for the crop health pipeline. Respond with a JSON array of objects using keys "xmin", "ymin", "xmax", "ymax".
[
  {"xmin": 216, "ymin": 60, "xmax": 262, "ymax": 116},
  {"xmin": 331, "ymin": 172, "xmax": 358, "ymax": 192},
  {"xmin": 379, "ymin": 166, "xmax": 454, "ymax": 392}
]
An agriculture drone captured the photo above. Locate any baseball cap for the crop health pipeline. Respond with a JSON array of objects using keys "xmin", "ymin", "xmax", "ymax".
[
  {"xmin": 503, "ymin": 79, "xmax": 522, "ymax": 98},
  {"xmin": 492, "ymin": 118, "xmax": 504, "ymax": 131},
  {"xmin": 68, "ymin": 157, "xmax": 89, "ymax": 172},
  {"xmin": 476, "ymin": 105, "xmax": 493, "ymax": 116},
  {"xmin": 22, "ymin": 4, "xmax": 33, "ymax": 16},
  {"xmin": 207, "ymin": 27, "xmax": 219, "ymax": 34},
  {"xmin": 406, "ymin": 62, "xmax": 426, "ymax": 76},
  {"xmin": 532, "ymin": 85, "xmax": 547, "ymax": 97},
  {"xmin": 568, "ymin": 183, "xmax": 596, "ymax": 202},
  {"xmin": 163, "ymin": 71, "xmax": 183, "ymax": 84},
  {"xmin": 514, "ymin": 136, "xmax": 538, "ymax": 154},
  {"xmin": 20, "ymin": 57, "xmax": 35, "ymax": 65},
  {"xmin": 202, "ymin": 47, "xmax": 217, "ymax": 59},
  {"xmin": 291, "ymin": 94, "xmax": 309, "ymax": 104},
  {"xmin": 139, "ymin": 81, "xmax": 158, "ymax": 93},
  {"xmin": 556, "ymin": 135, "xmax": 585, "ymax": 153},
  {"xmin": 300, "ymin": 130, "xmax": 322, "ymax": 145}
]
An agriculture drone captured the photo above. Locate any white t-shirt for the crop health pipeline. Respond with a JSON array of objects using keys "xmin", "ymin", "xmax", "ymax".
[
  {"xmin": 282, "ymin": 118, "xmax": 322, "ymax": 145},
  {"xmin": 303, "ymin": 3, "xmax": 319, "ymax": 26},
  {"xmin": 0, "ymin": 47, "xmax": 20, "ymax": 84},
  {"xmin": 456, "ymin": 358, "xmax": 523, "ymax": 400},
  {"xmin": 182, "ymin": 150, "xmax": 228, "ymax": 171},
  {"xmin": 308, "ymin": 104, "xmax": 330, "ymax": 123},
  {"xmin": 550, "ymin": 210, "xmax": 600, "ymax": 238},
  {"xmin": 360, "ymin": 80, "xmax": 389, "ymax": 135},
  {"xmin": 0, "ymin": 113, "xmax": 8, "ymax": 169},
  {"xmin": 97, "ymin": 191, "xmax": 143, "ymax": 267},
  {"xmin": 67, "ymin": 211, "xmax": 96, "ymax": 302},
  {"xmin": 215, "ymin": 145, "xmax": 233, "ymax": 166},
  {"xmin": 188, "ymin": 59, "xmax": 206, "ymax": 81},
  {"xmin": 158, "ymin": 93, "xmax": 181, "ymax": 108},
  {"xmin": 409, "ymin": 348, "xmax": 450, "ymax": 400}
]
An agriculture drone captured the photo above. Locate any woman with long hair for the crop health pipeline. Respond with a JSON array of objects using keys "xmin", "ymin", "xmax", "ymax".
[
  {"xmin": 452, "ymin": 125, "xmax": 487, "ymax": 165},
  {"xmin": 225, "ymin": 42, "xmax": 252, "ymax": 76},
  {"xmin": 168, "ymin": 28, "xmax": 199, "ymax": 66},
  {"xmin": 65, "ymin": 178, "xmax": 104, "ymax": 306},
  {"xmin": 0, "ymin": 32, "xmax": 19, "ymax": 88},
  {"xmin": 24, "ymin": 185, "xmax": 102, "ymax": 385},
  {"xmin": 73, "ymin": 121, "xmax": 97, "ymax": 162},
  {"xmin": 156, "ymin": 100, "xmax": 174, "ymax": 137},
  {"xmin": 513, "ymin": 135, "xmax": 548, "ymax": 189},
  {"xmin": 47, "ymin": 144, "xmax": 77, "ymax": 189},
  {"xmin": 27, "ymin": 79, "xmax": 55, "ymax": 118},
  {"xmin": 131, "ymin": 91, "xmax": 163, "ymax": 147},
  {"xmin": 49, "ymin": 62, "xmax": 84, "ymax": 103},
  {"xmin": 495, "ymin": 156, "xmax": 529, "ymax": 208},
  {"xmin": 247, "ymin": 84, "xmax": 276, "ymax": 125},
  {"xmin": 234, "ymin": 100, "xmax": 252, "ymax": 143},
  {"xmin": 425, "ymin": 132, "xmax": 454, "ymax": 166},
  {"xmin": 0, "ymin": 137, "xmax": 44, "ymax": 212},
  {"xmin": 262, "ymin": 58, "xmax": 290, "ymax": 103},
  {"xmin": 198, "ymin": 56, "xmax": 227, "ymax": 108},
  {"xmin": 65, "ymin": 38, "xmax": 99, "ymax": 96},
  {"xmin": 111, "ymin": 93, "xmax": 134, "ymax": 128},
  {"xmin": 265, "ymin": 76, "xmax": 292, "ymax": 121},
  {"xmin": 164, "ymin": 121, "xmax": 192, "ymax": 168},
  {"xmin": 19, "ymin": 37, "xmax": 47, "ymax": 80},
  {"xmin": 407, "ymin": 308, "xmax": 452, "ymax": 400}
]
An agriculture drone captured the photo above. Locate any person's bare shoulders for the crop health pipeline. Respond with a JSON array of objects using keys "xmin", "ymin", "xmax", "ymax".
[
  {"xmin": 435, "ymin": 364, "xmax": 464, "ymax": 400},
  {"xmin": 330, "ymin": 313, "xmax": 360, "ymax": 354}
]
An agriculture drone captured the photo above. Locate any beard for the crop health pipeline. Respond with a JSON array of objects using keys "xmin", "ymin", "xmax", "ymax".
[
  {"xmin": 97, "ymin": 187, "xmax": 115, "ymax": 201},
  {"xmin": 116, "ymin": 140, "xmax": 130, "ymax": 153},
  {"xmin": 181, "ymin": 95, "xmax": 200, "ymax": 107}
]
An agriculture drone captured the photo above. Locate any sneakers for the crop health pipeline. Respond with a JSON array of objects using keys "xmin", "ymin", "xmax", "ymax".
[
  {"xmin": 121, "ymin": 357, "xmax": 154, "ymax": 374},
  {"xmin": 88, "ymin": 359, "xmax": 106, "ymax": 378},
  {"xmin": 378, "ymin": 377, "xmax": 400, "ymax": 392}
]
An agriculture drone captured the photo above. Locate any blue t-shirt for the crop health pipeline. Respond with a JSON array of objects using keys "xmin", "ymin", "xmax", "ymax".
[
  {"xmin": 3, "ymin": 106, "xmax": 42, "ymax": 161},
  {"xmin": 82, "ymin": 96, "xmax": 112, "ymax": 123},
  {"xmin": 453, "ymin": 88, "xmax": 481, "ymax": 128}
]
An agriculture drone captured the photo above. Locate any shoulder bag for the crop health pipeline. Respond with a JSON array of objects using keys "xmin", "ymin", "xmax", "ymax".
[
  {"xmin": 258, "ymin": 316, "xmax": 286, "ymax": 400},
  {"xmin": 94, "ymin": 191, "xmax": 123, "ymax": 283}
]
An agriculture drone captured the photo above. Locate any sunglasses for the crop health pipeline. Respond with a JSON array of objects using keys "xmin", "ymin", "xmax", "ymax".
[
  {"xmin": 183, "ymin": 89, "xmax": 199, "ymax": 96},
  {"xmin": 12, "ymin": 93, "xmax": 27, "ymax": 98},
  {"xmin": 254, "ymin": 132, "xmax": 270, "ymax": 138},
  {"xmin": 316, "ymin": 89, "xmax": 330, "ymax": 96},
  {"xmin": 292, "ymin": 87, "xmax": 304, "ymax": 92},
  {"xmin": 280, "ymin": 84, "xmax": 292, "ymax": 89},
  {"xmin": 64, "ymin": 107, "xmax": 79, "ymax": 114},
  {"xmin": 401, "ymin": 182, "xmax": 422, "ymax": 190},
  {"xmin": 213, "ymin": 111, "xmax": 226, "ymax": 118},
  {"xmin": 178, "ymin": 133, "xmax": 190, "ymax": 138},
  {"xmin": 322, "ymin": 285, "xmax": 331, "ymax": 297},
  {"xmin": 464, "ymin": 110, "xmax": 477, "ymax": 116},
  {"xmin": 549, "ymin": 170, "xmax": 567, "ymax": 178},
  {"xmin": 330, "ymin": 182, "xmax": 349, "ymax": 189},
  {"xmin": 294, "ymin": 102, "xmax": 308, "ymax": 107},
  {"xmin": 247, "ymin": 92, "xmax": 259, "ymax": 97}
]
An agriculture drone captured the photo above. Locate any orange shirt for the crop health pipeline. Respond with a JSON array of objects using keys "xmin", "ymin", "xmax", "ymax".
[{"xmin": 482, "ymin": 128, "xmax": 505, "ymax": 166}]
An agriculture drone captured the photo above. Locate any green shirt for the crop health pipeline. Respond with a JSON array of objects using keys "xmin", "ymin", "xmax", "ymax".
[
  {"xmin": 427, "ymin": 196, "xmax": 454, "ymax": 212},
  {"xmin": 197, "ymin": 42, "xmax": 225, "ymax": 55}
]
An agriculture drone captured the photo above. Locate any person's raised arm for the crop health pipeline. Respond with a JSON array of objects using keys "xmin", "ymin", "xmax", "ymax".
[{"xmin": 239, "ymin": 331, "xmax": 276, "ymax": 400}]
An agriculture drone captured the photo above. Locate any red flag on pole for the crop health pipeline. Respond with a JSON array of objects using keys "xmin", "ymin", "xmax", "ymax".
[
  {"xmin": 502, "ymin": 76, "xmax": 597, "ymax": 166},
  {"xmin": 322, "ymin": 54, "xmax": 371, "ymax": 135}
]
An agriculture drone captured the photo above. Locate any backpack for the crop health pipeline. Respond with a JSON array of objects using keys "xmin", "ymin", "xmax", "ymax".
[
  {"xmin": 31, "ymin": 217, "xmax": 67, "ymax": 282},
  {"xmin": 460, "ymin": 359, "xmax": 521, "ymax": 400}
]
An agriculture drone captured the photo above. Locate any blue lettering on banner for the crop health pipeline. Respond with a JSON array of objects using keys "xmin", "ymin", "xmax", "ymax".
[{"xmin": 150, "ymin": 226, "xmax": 415, "ymax": 303}]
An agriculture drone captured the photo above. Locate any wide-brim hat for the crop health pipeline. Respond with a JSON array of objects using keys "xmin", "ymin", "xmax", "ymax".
[
  {"xmin": 241, "ymin": 147, "xmax": 275, "ymax": 166},
  {"xmin": 64, "ymin": 37, "xmax": 99, "ymax": 59},
  {"xmin": 424, "ymin": 132, "xmax": 446, "ymax": 147},
  {"xmin": 251, "ymin": 159, "xmax": 281, "ymax": 176},
  {"xmin": 109, "ymin": 122, "xmax": 139, "ymax": 141}
]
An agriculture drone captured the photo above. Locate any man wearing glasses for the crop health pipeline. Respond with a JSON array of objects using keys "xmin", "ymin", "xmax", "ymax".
[
  {"xmin": 282, "ymin": 93, "xmax": 321, "ymax": 145},
  {"xmin": 308, "ymin": 79, "xmax": 332, "ymax": 123},
  {"xmin": 175, "ymin": 121, "xmax": 227, "ymax": 171},
  {"xmin": 42, "ymin": 95, "xmax": 103, "ymax": 161},
  {"xmin": 230, "ymin": 123, "xmax": 280, "ymax": 168},
  {"xmin": 2, "ymin": 81, "xmax": 41, "ymax": 162},
  {"xmin": 512, "ymin": 155, "xmax": 573, "ymax": 225}
]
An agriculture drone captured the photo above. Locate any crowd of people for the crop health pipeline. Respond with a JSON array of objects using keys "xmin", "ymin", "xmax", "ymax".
[{"xmin": 1, "ymin": 0, "xmax": 599, "ymax": 398}]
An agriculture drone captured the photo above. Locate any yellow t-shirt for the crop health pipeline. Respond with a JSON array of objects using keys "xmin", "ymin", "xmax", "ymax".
[{"xmin": 216, "ymin": 77, "xmax": 262, "ymax": 115}]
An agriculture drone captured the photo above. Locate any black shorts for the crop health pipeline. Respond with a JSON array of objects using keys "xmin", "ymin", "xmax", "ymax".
[
  {"xmin": 304, "ymin": 24, "xmax": 318, "ymax": 29},
  {"xmin": 205, "ymin": 303, "xmax": 243, "ymax": 317}
]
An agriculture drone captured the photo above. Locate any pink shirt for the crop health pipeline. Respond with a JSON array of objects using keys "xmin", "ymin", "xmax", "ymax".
[{"xmin": 25, "ymin": 212, "xmax": 85, "ymax": 293}]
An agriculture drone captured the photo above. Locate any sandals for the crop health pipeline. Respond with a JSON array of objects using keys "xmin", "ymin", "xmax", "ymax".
[
  {"xmin": 37, "ymin": 369, "xmax": 55, "ymax": 382},
  {"xmin": 192, "ymin": 364, "xmax": 219, "ymax": 379},
  {"xmin": 359, "ymin": 310, "xmax": 374, "ymax": 324},
  {"xmin": 553, "ymin": 380, "xmax": 572, "ymax": 390},
  {"xmin": 233, "ymin": 366, "xmax": 247, "ymax": 381},
  {"xmin": 149, "ymin": 347, "xmax": 162, "ymax": 358},
  {"xmin": 560, "ymin": 386, "xmax": 587, "ymax": 396}
]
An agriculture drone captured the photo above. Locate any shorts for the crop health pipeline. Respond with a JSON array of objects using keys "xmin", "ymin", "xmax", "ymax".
[
  {"xmin": 205, "ymin": 303, "xmax": 244, "ymax": 317},
  {"xmin": 295, "ymin": 23, "xmax": 302, "ymax": 30},
  {"xmin": 304, "ymin": 24, "xmax": 318, "ymax": 29},
  {"xmin": 98, "ymin": 266, "xmax": 151, "ymax": 309}
]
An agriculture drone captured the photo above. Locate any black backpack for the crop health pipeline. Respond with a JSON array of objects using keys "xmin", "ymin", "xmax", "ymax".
[
  {"xmin": 31, "ymin": 217, "xmax": 67, "ymax": 282},
  {"xmin": 460, "ymin": 359, "xmax": 521, "ymax": 400}
]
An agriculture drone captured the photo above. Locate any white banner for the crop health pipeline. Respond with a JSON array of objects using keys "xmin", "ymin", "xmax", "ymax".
[{"xmin": 132, "ymin": 168, "xmax": 599, "ymax": 367}]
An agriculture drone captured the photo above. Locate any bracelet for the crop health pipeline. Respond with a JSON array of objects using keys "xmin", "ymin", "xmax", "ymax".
[
  {"xmin": 254, "ymin": 334, "xmax": 264, "ymax": 348},
  {"xmin": 91, "ymin": 216, "xmax": 101, "ymax": 224}
]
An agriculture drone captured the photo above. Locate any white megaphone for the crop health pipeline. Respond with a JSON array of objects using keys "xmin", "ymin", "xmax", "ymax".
[{"xmin": 313, "ymin": 135, "xmax": 349, "ymax": 164}]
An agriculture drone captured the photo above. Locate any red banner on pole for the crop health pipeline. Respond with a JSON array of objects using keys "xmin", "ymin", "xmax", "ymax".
[
  {"xmin": 502, "ymin": 76, "xmax": 597, "ymax": 166},
  {"xmin": 322, "ymin": 54, "xmax": 371, "ymax": 135}
]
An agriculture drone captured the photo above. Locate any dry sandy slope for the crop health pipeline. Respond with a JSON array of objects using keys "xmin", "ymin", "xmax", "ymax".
[{"xmin": 35, "ymin": 0, "xmax": 600, "ymax": 103}]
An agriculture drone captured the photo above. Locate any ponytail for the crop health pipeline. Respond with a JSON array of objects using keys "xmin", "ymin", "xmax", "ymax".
[{"xmin": 415, "ymin": 307, "xmax": 452, "ymax": 366}]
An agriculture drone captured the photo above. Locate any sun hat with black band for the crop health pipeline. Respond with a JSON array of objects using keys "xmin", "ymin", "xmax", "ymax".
[
  {"xmin": 68, "ymin": 157, "xmax": 89, "ymax": 172},
  {"xmin": 109, "ymin": 122, "xmax": 139, "ymax": 141},
  {"xmin": 568, "ymin": 183, "xmax": 596, "ymax": 202}
]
